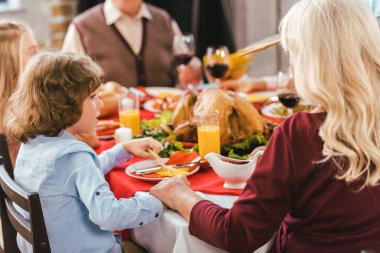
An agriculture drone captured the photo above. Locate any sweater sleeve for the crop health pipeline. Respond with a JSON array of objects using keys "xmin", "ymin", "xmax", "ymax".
[{"xmin": 189, "ymin": 126, "xmax": 295, "ymax": 253}]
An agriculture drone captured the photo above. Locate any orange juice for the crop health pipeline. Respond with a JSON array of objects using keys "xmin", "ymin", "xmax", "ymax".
[
  {"xmin": 197, "ymin": 125, "xmax": 221, "ymax": 158},
  {"xmin": 119, "ymin": 109, "xmax": 140, "ymax": 137}
]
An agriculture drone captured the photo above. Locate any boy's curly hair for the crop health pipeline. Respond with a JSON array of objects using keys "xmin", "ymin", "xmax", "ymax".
[{"xmin": 6, "ymin": 51, "xmax": 103, "ymax": 143}]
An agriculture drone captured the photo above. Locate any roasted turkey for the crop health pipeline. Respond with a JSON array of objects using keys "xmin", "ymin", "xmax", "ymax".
[{"xmin": 171, "ymin": 88, "xmax": 264, "ymax": 142}]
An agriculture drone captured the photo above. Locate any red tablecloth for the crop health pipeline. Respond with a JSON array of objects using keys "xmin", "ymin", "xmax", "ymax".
[
  {"xmin": 96, "ymin": 139, "xmax": 242, "ymax": 198},
  {"xmin": 97, "ymin": 109, "xmax": 243, "ymax": 198},
  {"xmin": 96, "ymin": 109, "xmax": 242, "ymax": 239}
]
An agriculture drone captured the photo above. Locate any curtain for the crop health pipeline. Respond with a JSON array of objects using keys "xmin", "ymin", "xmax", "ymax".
[
  {"xmin": 77, "ymin": 0, "xmax": 104, "ymax": 14},
  {"xmin": 145, "ymin": 0, "xmax": 193, "ymax": 33},
  {"xmin": 194, "ymin": 0, "xmax": 236, "ymax": 58}
]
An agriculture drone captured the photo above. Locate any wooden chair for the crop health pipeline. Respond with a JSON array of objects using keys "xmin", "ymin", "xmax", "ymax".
[
  {"xmin": 0, "ymin": 134, "xmax": 13, "ymax": 178},
  {"xmin": 0, "ymin": 156, "xmax": 51, "ymax": 253}
]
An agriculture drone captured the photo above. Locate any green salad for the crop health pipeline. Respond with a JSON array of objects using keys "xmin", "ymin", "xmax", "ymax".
[{"xmin": 135, "ymin": 111, "xmax": 194, "ymax": 157}]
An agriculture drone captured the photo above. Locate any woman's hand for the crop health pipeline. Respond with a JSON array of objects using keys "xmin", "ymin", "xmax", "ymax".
[
  {"xmin": 177, "ymin": 57, "xmax": 203, "ymax": 87},
  {"xmin": 150, "ymin": 175, "xmax": 191, "ymax": 210},
  {"xmin": 121, "ymin": 137, "xmax": 162, "ymax": 159},
  {"xmin": 150, "ymin": 175, "xmax": 204, "ymax": 221}
]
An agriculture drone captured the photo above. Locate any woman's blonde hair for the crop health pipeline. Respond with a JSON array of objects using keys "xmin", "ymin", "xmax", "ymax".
[
  {"xmin": 280, "ymin": 0, "xmax": 380, "ymax": 188},
  {"xmin": 6, "ymin": 51, "xmax": 103, "ymax": 143},
  {"xmin": 0, "ymin": 21, "xmax": 31, "ymax": 132}
]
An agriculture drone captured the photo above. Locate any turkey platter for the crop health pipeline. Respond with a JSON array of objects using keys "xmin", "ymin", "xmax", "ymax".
[{"xmin": 171, "ymin": 88, "xmax": 264, "ymax": 142}]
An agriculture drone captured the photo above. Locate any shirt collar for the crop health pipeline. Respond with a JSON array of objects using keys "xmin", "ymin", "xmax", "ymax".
[
  {"xmin": 104, "ymin": 0, "xmax": 153, "ymax": 25},
  {"xmin": 29, "ymin": 130, "xmax": 76, "ymax": 144}
]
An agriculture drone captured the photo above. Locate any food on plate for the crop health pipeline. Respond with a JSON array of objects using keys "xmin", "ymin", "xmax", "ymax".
[
  {"xmin": 97, "ymin": 81, "xmax": 128, "ymax": 117},
  {"xmin": 221, "ymin": 134, "xmax": 267, "ymax": 160},
  {"xmin": 154, "ymin": 167, "xmax": 190, "ymax": 177},
  {"xmin": 227, "ymin": 51, "xmax": 254, "ymax": 79},
  {"xmin": 247, "ymin": 94, "xmax": 269, "ymax": 103},
  {"xmin": 171, "ymin": 90, "xmax": 198, "ymax": 128},
  {"xmin": 96, "ymin": 120, "xmax": 119, "ymax": 136},
  {"xmin": 171, "ymin": 88, "xmax": 264, "ymax": 142},
  {"xmin": 270, "ymin": 103, "xmax": 313, "ymax": 117},
  {"xmin": 137, "ymin": 110, "xmax": 268, "ymax": 159},
  {"xmin": 150, "ymin": 93, "xmax": 181, "ymax": 111}
]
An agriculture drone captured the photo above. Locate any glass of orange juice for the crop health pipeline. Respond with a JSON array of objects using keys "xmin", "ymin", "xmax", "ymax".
[
  {"xmin": 197, "ymin": 110, "xmax": 220, "ymax": 158},
  {"xmin": 118, "ymin": 93, "xmax": 140, "ymax": 137}
]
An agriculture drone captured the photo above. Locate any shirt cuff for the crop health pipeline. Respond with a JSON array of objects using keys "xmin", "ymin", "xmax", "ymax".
[
  {"xmin": 110, "ymin": 143, "xmax": 132, "ymax": 164},
  {"xmin": 134, "ymin": 194, "xmax": 164, "ymax": 221}
]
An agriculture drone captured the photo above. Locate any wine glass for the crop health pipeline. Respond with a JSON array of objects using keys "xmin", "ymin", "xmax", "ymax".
[
  {"xmin": 204, "ymin": 45, "xmax": 230, "ymax": 85},
  {"xmin": 276, "ymin": 70, "xmax": 301, "ymax": 115},
  {"xmin": 173, "ymin": 33, "xmax": 195, "ymax": 67}
]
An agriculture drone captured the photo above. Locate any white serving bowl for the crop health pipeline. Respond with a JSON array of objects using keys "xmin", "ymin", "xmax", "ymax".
[{"xmin": 205, "ymin": 151, "xmax": 263, "ymax": 189}]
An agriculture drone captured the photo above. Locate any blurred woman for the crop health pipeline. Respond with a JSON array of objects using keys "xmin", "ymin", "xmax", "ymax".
[
  {"xmin": 150, "ymin": 0, "xmax": 380, "ymax": 252},
  {"xmin": 0, "ymin": 21, "xmax": 38, "ymax": 164},
  {"xmin": 220, "ymin": 0, "xmax": 380, "ymax": 94}
]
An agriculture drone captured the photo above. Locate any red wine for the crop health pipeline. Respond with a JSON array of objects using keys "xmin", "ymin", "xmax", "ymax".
[
  {"xmin": 278, "ymin": 93, "xmax": 301, "ymax": 108},
  {"xmin": 207, "ymin": 64, "xmax": 229, "ymax": 78},
  {"xmin": 174, "ymin": 54, "xmax": 192, "ymax": 66}
]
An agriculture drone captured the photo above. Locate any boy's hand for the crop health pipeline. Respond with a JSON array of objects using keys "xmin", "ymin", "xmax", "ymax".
[{"xmin": 121, "ymin": 137, "xmax": 162, "ymax": 159}]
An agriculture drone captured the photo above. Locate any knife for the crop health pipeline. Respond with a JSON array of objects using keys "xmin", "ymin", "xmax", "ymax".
[{"xmin": 132, "ymin": 161, "xmax": 202, "ymax": 175}]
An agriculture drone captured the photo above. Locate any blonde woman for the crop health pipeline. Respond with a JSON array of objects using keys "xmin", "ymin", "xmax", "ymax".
[
  {"xmin": 150, "ymin": 0, "xmax": 380, "ymax": 252},
  {"xmin": 0, "ymin": 21, "xmax": 38, "ymax": 164}
]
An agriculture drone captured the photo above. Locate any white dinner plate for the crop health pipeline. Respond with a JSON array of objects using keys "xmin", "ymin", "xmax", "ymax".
[
  {"xmin": 126, "ymin": 158, "xmax": 200, "ymax": 182},
  {"xmin": 145, "ymin": 87, "xmax": 184, "ymax": 97},
  {"xmin": 261, "ymin": 102, "xmax": 293, "ymax": 120},
  {"xmin": 142, "ymin": 100, "xmax": 162, "ymax": 113}
]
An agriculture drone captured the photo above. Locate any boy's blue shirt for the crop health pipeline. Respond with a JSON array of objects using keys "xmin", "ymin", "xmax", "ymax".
[{"xmin": 14, "ymin": 130, "xmax": 163, "ymax": 253}]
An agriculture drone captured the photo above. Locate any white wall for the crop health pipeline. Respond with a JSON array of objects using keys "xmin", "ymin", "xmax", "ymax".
[
  {"xmin": 0, "ymin": 0, "xmax": 78, "ymax": 47},
  {"xmin": 0, "ymin": 0, "xmax": 52, "ymax": 46},
  {"xmin": 229, "ymin": 0, "xmax": 296, "ymax": 77}
]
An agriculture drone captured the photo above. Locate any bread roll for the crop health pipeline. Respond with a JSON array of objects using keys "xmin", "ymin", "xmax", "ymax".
[{"xmin": 98, "ymin": 81, "xmax": 127, "ymax": 117}]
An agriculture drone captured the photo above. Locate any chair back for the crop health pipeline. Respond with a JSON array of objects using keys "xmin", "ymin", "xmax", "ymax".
[
  {"xmin": 0, "ymin": 134, "xmax": 13, "ymax": 178},
  {"xmin": 0, "ymin": 157, "xmax": 51, "ymax": 253}
]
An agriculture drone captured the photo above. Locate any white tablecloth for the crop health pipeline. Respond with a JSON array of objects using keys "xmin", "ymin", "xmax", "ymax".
[{"xmin": 131, "ymin": 192, "xmax": 272, "ymax": 253}]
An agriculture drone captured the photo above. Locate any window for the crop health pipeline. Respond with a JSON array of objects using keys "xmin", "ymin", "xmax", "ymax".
[{"xmin": 0, "ymin": 0, "xmax": 22, "ymax": 13}]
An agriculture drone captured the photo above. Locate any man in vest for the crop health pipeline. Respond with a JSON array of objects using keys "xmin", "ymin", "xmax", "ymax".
[{"xmin": 62, "ymin": 0, "xmax": 201, "ymax": 87}]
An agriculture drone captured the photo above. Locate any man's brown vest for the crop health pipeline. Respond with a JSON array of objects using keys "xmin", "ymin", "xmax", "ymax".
[{"xmin": 73, "ymin": 3, "xmax": 176, "ymax": 87}]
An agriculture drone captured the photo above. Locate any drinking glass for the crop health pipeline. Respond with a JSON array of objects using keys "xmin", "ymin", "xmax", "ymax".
[
  {"xmin": 276, "ymin": 70, "xmax": 300, "ymax": 114},
  {"xmin": 197, "ymin": 110, "xmax": 221, "ymax": 158},
  {"xmin": 173, "ymin": 33, "xmax": 195, "ymax": 67},
  {"xmin": 204, "ymin": 45, "xmax": 230, "ymax": 85},
  {"xmin": 118, "ymin": 93, "xmax": 140, "ymax": 137}
]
